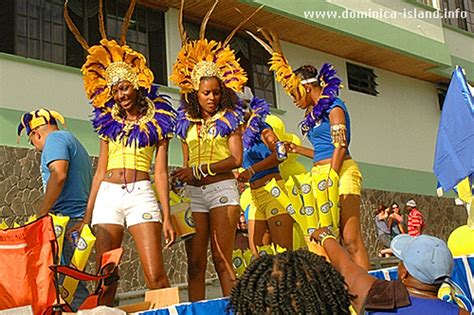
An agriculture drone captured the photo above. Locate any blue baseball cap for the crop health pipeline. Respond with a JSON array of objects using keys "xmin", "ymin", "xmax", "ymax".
[{"xmin": 390, "ymin": 234, "xmax": 453, "ymax": 285}]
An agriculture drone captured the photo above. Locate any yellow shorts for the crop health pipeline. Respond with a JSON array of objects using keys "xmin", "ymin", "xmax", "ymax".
[
  {"xmin": 311, "ymin": 159, "xmax": 362, "ymax": 196},
  {"xmin": 248, "ymin": 180, "xmax": 288, "ymax": 221}
]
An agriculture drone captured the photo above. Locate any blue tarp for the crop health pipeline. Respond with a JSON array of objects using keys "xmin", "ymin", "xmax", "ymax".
[{"xmin": 433, "ymin": 67, "xmax": 474, "ymax": 193}]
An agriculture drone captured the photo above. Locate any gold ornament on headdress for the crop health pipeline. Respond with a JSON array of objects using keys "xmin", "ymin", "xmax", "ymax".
[
  {"xmin": 247, "ymin": 29, "xmax": 306, "ymax": 101},
  {"xmin": 170, "ymin": 0, "xmax": 262, "ymax": 95},
  {"xmin": 64, "ymin": 0, "xmax": 153, "ymax": 108}
]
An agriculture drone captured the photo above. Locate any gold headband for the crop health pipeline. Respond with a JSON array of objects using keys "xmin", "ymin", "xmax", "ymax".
[
  {"xmin": 191, "ymin": 61, "xmax": 223, "ymax": 90},
  {"xmin": 105, "ymin": 62, "xmax": 139, "ymax": 89}
]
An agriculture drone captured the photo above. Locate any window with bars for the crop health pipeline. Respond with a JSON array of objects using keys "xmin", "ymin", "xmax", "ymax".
[
  {"xmin": 0, "ymin": 0, "xmax": 167, "ymax": 85},
  {"xmin": 15, "ymin": 0, "xmax": 66, "ymax": 64},
  {"xmin": 184, "ymin": 21, "xmax": 277, "ymax": 107},
  {"xmin": 346, "ymin": 63, "xmax": 379, "ymax": 96},
  {"xmin": 441, "ymin": 0, "xmax": 474, "ymax": 33}
]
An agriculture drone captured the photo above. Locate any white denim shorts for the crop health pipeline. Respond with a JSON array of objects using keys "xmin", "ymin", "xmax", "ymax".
[
  {"xmin": 92, "ymin": 180, "xmax": 162, "ymax": 227},
  {"xmin": 184, "ymin": 179, "xmax": 240, "ymax": 213}
]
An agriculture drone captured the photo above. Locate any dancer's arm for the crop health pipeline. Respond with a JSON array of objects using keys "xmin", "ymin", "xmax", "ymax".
[
  {"xmin": 205, "ymin": 130, "xmax": 243, "ymax": 174},
  {"xmin": 285, "ymin": 142, "xmax": 314, "ymax": 159},
  {"xmin": 328, "ymin": 107, "xmax": 347, "ymax": 174},
  {"xmin": 154, "ymin": 139, "xmax": 176, "ymax": 247},
  {"xmin": 312, "ymin": 227, "xmax": 376, "ymax": 313},
  {"xmin": 238, "ymin": 128, "xmax": 280, "ymax": 182}
]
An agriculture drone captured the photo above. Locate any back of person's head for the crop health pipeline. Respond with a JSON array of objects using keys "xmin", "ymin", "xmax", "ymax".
[
  {"xmin": 229, "ymin": 249, "xmax": 352, "ymax": 314},
  {"xmin": 391, "ymin": 234, "xmax": 453, "ymax": 285},
  {"xmin": 294, "ymin": 65, "xmax": 319, "ymax": 87}
]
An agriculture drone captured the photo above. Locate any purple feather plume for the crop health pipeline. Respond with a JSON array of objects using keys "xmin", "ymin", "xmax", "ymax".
[{"xmin": 299, "ymin": 63, "xmax": 342, "ymax": 135}]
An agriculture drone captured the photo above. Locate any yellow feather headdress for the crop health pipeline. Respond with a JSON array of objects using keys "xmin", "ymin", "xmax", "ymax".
[
  {"xmin": 247, "ymin": 30, "xmax": 306, "ymax": 101},
  {"xmin": 64, "ymin": 0, "xmax": 153, "ymax": 108},
  {"xmin": 64, "ymin": 0, "xmax": 176, "ymax": 148},
  {"xmin": 170, "ymin": 0, "xmax": 262, "ymax": 95}
]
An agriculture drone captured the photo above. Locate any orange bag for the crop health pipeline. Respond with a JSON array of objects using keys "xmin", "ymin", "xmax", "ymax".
[{"xmin": 0, "ymin": 216, "xmax": 58, "ymax": 314}]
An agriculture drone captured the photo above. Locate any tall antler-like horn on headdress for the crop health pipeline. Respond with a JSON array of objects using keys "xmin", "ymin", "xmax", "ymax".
[
  {"xmin": 120, "ymin": 0, "xmax": 137, "ymax": 45},
  {"xmin": 247, "ymin": 28, "xmax": 306, "ymax": 101},
  {"xmin": 171, "ymin": 1, "xmax": 262, "ymax": 95},
  {"xmin": 98, "ymin": 0, "xmax": 107, "ymax": 39},
  {"xmin": 63, "ymin": 0, "xmax": 89, "ymax": 50},
  {"xmin": 199, "ymin": 0, "xmax": 219, "ymax": 40},
  {"xmin": 178, "ymin": 0, "xmax": 188, "ymax": 44},
  {"xmin": 223, "ymin": 5, "xmax": 263, "ymax": 47}
]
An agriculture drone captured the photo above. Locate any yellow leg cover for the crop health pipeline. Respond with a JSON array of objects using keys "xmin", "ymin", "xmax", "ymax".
[
  {"xmin": 61, "ymin": 224, "xmax": 96, "ymax": 304},
  {"xmin": 295, "ymin": 173, "xmax": 319, "ymax": 236},
  {"xmin": 232, "ymin": 249, "xmax": 247, "ymax": 278},
  {"xmin": 284, "ymin": 176, "xmax": 305, "ymax": 227},
  {"xmin": 292, "ymin": 223, "xmax": 306, "ymax": 250},
  {"xmin": 50, "ymin": 214, "xmax": 70, "ymax": 263},
  {"xmin": 263, "ymin": 178, "xmax": 297, "ymax": 221},
  {"xmin": 256, "ymin": 244, "xmax": 276, "ymax": 256},
  {"xmin": 243, "ymin": 249, "xmax": 253, "ymax": 267},
  {"xmin": 312, "ymin": 169, "xmax": 340, "ymax": 237}
]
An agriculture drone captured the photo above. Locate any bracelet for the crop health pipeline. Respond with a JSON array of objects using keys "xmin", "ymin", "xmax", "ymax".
[
  {"xmin": 320, "ymin": 234, "xmax": 337, "ymax": 246},
  {"xmin": 316, "ymin": 229, "xmax": 336, "ymax": 245},
  {"xmin": 207, "ymin": 162, "xmax": 216, "ymax": 176},
  {"xmin": 192, "ymin": 165, "xmax": 201, "ymax": 180},
  {"xmin": 198, "ymin": 164, "xmax": 208, "ymax": 178},
  {"xmin": 248, "ymin": 166, "xmax": 256, "ymax": 176}
]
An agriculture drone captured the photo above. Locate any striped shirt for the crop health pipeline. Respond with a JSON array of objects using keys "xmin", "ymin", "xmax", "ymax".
[{"xmin": 408, "ymin": 208, "xmax": 424, "ymax": 236}]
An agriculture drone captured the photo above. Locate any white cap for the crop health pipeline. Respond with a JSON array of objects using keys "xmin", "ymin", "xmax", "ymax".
[{"xmin": 406, "ymin": 199, "xmax": 417, "ymax": 207}]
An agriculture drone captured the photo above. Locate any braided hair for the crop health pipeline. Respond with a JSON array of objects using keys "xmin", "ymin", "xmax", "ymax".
[
  {"xmin": 229, "ymin": 249, "xmax": 353, "ymax": 314},
  {"xmin": 181, "ymin": 76, "xmax": 240, "ymax": 119},
  {"xmin": 294, "ymin": 65, "xmax": 320, "ymax": 87}
]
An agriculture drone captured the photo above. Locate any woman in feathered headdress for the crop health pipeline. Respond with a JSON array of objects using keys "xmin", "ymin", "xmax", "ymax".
[
  {"xmin": 65, "ymin": 0, "xmax": 176, "ymax": 305},
  {"xmin": 237, "ymin": 87, "xmax": 294, "ymax": 256},
  {"xmin": 251, "ymin": 29, "xmax": 370, "ymax": 270},
  {"xmin": 169, "ymin": 0, "xmax": 260, "ymax": 301}
]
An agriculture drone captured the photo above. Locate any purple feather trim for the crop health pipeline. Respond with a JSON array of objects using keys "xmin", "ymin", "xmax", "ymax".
[
  {"xmin": 242, "ymin": 97, "xmax": 270, "ymax": 149},
  {"xmin": 299, "ymin": 63, "xmax": 342, "ymax": 135},
  {"xmin": 91, "ymin": 86, "xmax": 176, "ymax": 148},
  {"xmin": 175, "ymin": 98, "xmax": 244, "ymax": 140}
]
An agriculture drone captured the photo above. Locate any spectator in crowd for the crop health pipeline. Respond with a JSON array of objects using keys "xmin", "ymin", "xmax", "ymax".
[
  {"xmin": 389, "ymin": 202, "xmax": 405, "ymax": 237},
  {"xmin": 230, "ymin": 249, "xmax": 353, "ymax": 314},
  {"xmin": 311, "ymin": 228, "xmax": 467, "ymax": 314},
  {"xmin": 17, "ymin": 109, "xmax": 92, "ymax": 310},
  {"xmin": 407, "ymin": 199, "xmax": 425, "ymax": 236},
  {"xmin": 374, "ymin": 204, "xmax": 391, "ymax": 256}
]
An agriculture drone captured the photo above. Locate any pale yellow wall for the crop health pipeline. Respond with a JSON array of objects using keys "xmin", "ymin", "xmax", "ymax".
[
  {"xmin": 329, "ymin": 0, "xmax": 445, "ymax": 42},
  {"xmin": 443, "ymin": 27, "xmax": 474, "ymax": 61}
]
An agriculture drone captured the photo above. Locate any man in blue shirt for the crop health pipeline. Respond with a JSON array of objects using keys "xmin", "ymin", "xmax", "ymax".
[{"xmin": 18, "ymin": 108, "xmax": 92, "ymax": 310}]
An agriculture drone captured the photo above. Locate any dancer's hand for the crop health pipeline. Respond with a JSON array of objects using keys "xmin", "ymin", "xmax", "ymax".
[
  {"xmin": 163, "ymin": 218, "xmax": 176, "ymax": 249},
  {"xmin": 237, "ymin": 169, "xmax": 251, "ymax": 183},
  {"xmin": 171, "ymin": 167, "xmax": 194, "ymax": 183},
  {"xmin": 284, "ymin": 141, "xmax": 298, "ymax": 153},
  {"xmin": 67, "ymin": 221, "xmax": 86, "ymax": 242}
]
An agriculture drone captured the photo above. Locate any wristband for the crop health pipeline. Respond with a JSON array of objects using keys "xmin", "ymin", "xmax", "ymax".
[{"xmin": 248, "ymin": 166, "xmax": 256, "ymax": 176}]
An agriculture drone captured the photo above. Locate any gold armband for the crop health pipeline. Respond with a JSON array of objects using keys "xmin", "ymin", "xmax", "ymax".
[{"xmin": 330, "ymin": 124, "xmax": 347, "ymax": 148}]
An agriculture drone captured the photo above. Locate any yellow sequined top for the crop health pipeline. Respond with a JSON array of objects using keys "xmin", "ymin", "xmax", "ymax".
[
  {"xmin": 185, "ymin": 124, "xmax": 231, "ymax": 167},
  {"xmin": 107, "ymin": 140, "xmax": 155, "ymax": 172}
]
